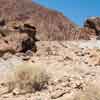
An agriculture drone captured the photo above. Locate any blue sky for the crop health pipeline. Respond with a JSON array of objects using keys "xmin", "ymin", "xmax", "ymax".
[{"xmin": 32, "ymin": 0, "xmax": 100, "ymax": 26}]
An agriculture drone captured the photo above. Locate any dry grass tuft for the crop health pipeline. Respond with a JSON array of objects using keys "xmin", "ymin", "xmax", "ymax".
[{"xmin": 1, "ymin": 62, "xmax": 49, "ymax": 95}]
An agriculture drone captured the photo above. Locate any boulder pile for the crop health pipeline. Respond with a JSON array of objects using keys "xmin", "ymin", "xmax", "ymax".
[{"xmin": 0, "ymin": 19, "xmax": 38, "ymax": 56}]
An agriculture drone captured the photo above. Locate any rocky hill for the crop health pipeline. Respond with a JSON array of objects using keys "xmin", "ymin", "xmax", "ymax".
[
  {"xmin": 84, "ymin": 17, "xmax": 100, "ymax": 36},
  {"xmin": 0, "ymin": 0, "xmax": 100, "ymax": 100},
  {"xmin": 0, "ymin": 0, "xmax": 95, "ymax": 40}
]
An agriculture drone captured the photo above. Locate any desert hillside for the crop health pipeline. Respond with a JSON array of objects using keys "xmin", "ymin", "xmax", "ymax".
[
  {"xmin": 0, "ymin": 0, "xmax": 98, "ymax": 40},
  {"xmin": 0, "ymin": 0, "xmax": 76, "ymax": 40},
  {"xmin": 0, "ymin": 0, "xmax": 100, "ymax": 100}
]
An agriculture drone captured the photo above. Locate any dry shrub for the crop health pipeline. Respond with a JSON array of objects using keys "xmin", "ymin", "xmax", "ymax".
[
  {"xmin": 4, "ymin": 62, "xmax": 49, "ymax": 95},
  {"xmin": 74, "ymin": 81, "xmax": 100, "ymax": 100}
]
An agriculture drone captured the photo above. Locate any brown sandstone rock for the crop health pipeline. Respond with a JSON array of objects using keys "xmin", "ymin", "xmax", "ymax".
[
  {"xmin": 0, "ymin": 22, "xmax": 37, "ymax": 56},
  {"xmin": 84, "ymin": 17, "xmax": 100, "ymax": 36}
]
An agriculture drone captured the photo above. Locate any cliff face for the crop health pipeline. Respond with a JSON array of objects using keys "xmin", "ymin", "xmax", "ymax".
[{"xmin": 0, "ymin": 0, "xmax": 96, "ymax": 40}]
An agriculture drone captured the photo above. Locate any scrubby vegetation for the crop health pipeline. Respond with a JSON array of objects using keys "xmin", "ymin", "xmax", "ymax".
[{"xmin": 4, "ymin": 62, "xmax": 49, "ymax": 95}]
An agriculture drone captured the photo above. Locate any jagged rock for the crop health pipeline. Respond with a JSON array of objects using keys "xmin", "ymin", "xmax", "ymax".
[
  {"xmin": 51, "ymin": 90, "xmax": 67, "ymax": 99},
  {"xmin": 0, "ymin": 23, "xmax": 37, "ymax": 56},
  {"xmin": 84, "ymin": 17, "xmax": 100, "ymax": 36}
]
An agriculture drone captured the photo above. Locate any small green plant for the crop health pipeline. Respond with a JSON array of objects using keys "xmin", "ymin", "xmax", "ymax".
[{"xmin": 2, "ymin": 62, "xmax": 49, "ymax": 95}]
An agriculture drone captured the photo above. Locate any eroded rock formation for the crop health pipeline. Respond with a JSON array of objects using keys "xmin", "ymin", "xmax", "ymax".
[
  {"xmin": 0, "ymin": 21, "xmax": 38, "ymax": 56},
  {"xmin": 84, "ymin": 17, "xmax": 100, "ymax": 36}
]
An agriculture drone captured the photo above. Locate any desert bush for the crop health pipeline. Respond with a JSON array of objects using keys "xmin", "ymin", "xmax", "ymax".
[
  {"xmin": 74, "ymin": 81, "xmax": 100, "ymax": 100},
  {"xmin": 4, "ymin": 62, "xmax": 49, "ymax": 95}
]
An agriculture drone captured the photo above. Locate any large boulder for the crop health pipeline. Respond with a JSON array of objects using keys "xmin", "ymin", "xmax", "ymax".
[
  {"xmin": 84, "ymin": 17, "xmax": 100, "ymax": 36},
  {"xmin": 0, "ymin": 22, "xmax": 38, "ymax": 56}
]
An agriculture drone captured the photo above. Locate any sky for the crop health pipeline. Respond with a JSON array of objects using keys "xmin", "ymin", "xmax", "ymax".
[{"xmin": 32, "ymin": 0, "xmax": 100, "ymax": 26}]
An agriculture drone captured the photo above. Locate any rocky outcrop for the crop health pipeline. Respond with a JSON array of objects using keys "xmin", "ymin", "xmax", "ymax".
[
  {"xmin": 84, "ymin": 17, "xmax": 100, "ymax": 36},
  {"xmin": 0, "ymin": 22, "xmax": 37, "ymax": 56}
]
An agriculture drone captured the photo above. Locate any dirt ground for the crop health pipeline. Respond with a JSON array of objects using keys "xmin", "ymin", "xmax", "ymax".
[{"xmin": 0, "ymin": 40, "xmax": 100, "ymax": 100}]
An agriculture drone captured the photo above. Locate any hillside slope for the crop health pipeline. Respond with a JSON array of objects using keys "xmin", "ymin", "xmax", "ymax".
[{"xmin": 0, "ymin": 0, "xmax": 94, "ymax": 40}]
